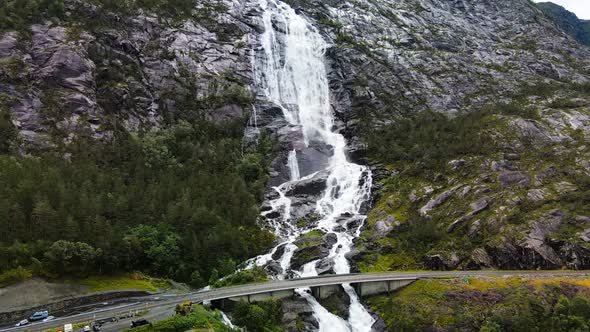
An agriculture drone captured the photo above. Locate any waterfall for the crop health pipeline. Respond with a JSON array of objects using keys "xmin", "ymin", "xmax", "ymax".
[
  {"xmin": 249, "ymin": 0, "xmax": 375, "ymax": 330},
  {"xmin": 288, "ymin": 150, "xmax": 301, "ymax": 181}
]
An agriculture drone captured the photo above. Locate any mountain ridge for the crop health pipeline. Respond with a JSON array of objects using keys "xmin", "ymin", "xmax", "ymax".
[{"xmin": 537, "ymin": 1, "xmax": 590, "ymax": 46}]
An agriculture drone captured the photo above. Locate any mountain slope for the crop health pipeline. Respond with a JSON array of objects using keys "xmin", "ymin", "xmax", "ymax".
[
  {"xmin": 537, "ymin": 2, "xmax": 590, "ymax": 46},
  {"xmin": 1, "ymin": 0, "xmax": 590, "ymax": 329}
]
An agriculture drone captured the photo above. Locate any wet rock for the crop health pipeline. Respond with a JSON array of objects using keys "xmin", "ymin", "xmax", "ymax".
[
  {"xmin": 345, "ymin": 217, "xmax": 364, "ymax": 232},
  {"xmin": 315, "ymin": 258, "xmax": 335, "ymax": 275},
  {"xmin": 318, "ymin": 290, "xmax": 351, "ymax": 320},
  {"xmin": 253, "ymin": 103, "xmax": 284, "ymax": 127},
  {"xmin": 272, "ymin": 243, "xmax": 287, "ymax": 260},
  {"xmin": 282, "ymin": 297, "xmax": 318, "ymax": 332},
  {"xmin": 323, "ymin": 233, "xmax": 338, "ymax": 249},
  {"xmin": 264, "ymin": 261, "xmax": 283, "ymax": 276},
  {"xmin": 290, "ymin": 245, "xmax": 329, "ymax": 270},
  {"xmin": 284, "ymin": 170, "xmax": 329, "ymax": 197}
]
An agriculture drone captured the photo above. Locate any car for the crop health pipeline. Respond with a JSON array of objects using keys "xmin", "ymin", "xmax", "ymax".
[
  {"xmin": 64, "ymin": 323, "xmax": 73, "ymax": 332},
  {"xmin": 14, "ymin": 319, "xmax": 28, "ymax": 327},
  {"xmin": 92, "ymin": 324, "xmax": 101, "ymax": 331},
  {"xmin": 83, "ymin": 325, "xmax": 91, "ymax": 332},
  {"xmin": 29, "ymin": 310, "xmax": 49, "ymax": 321},
  {"xmin": 130, "ymin": 319, "xmax": 149, "ymax": 328},
  {"xmin": 42, "ymin": 315, "xmax": 55, "ymax": 322}
]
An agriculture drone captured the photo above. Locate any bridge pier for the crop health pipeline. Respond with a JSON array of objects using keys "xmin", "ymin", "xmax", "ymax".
[
  {"xmin": 310, "ymin": 284, "xmax": 342, "ymax": 299},
  {"xmin": 351, "ymin": 279, "xmax": 415, "ymax": 298}
]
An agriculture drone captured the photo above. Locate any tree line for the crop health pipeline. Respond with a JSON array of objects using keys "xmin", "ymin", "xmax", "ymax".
[{"xmin": 0, "ymin": 117, "xmax": 275, "ymax": 287}]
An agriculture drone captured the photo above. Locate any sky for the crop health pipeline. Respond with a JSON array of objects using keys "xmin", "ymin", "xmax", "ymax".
[{"xmin": 533, "ymin": 0, "xmax": 590, "ymax": 19}]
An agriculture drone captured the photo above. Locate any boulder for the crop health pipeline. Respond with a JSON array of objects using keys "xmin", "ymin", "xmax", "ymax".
[
  {"xmin": 315, "ymin": 258, "xmax": 335, "ymax": 275},
  {"xmin": 448, "ymin": 159, "xmax": 466, "ymax": 170},
  {"xmin": 498, "ymin": 172, "xmax": 530, "ymax": 187},
  {"xmin": 371, "ymin": 215, "xmax": 397, "ymax": 239},
  {"xmin": 423, "ymin": 253, "xmax": 460, "ymax": 270},
  {"xmin": 323, "ymin": 233, "xmax": 338, "ymax": 249},
  {"xmin": 264, "ymin": 261, "xmax": 283, "ymax": 276},
  {"xmin": 272, "ymin": 243, "xmax": 287, "ymax": 260},
  {"xmin": 281, "ymin": 297, "xmax": 318, "ymax": 332},
  {"xmin": 419, "ymin": 184, "xmax": 464, "ymax": 216},
  {"xmin": 284, "ymin": 170, "xmax": 329, "ymax": 197},
  {"xmin": 527, "ymin": 189, "xmax": 548, "ymax": 202}
]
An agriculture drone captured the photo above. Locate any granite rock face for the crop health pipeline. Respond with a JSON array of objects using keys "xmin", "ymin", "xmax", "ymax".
[{"xmin": 1, "ymin": 0, "xmax": 257, "ymax": 147}]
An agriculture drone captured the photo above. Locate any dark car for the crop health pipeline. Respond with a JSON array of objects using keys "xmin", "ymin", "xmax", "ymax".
[{"xmin": 130, "ymin": 319, "xmax": 149, "ymax": 328}]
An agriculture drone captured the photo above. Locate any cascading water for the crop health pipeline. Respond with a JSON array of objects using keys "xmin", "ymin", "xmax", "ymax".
[{"xmin": 248, "ymin": 0, "xmax": 375, "ymax": 330}]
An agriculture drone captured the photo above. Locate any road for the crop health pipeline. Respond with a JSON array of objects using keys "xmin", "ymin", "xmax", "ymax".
[{"xmin": 3, "ymin": 270, "xmax": 589, "ymax": 331}]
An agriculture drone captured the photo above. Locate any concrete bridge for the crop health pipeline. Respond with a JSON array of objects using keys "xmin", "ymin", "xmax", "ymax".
[
  {"xmin": 202, "ymin": 270, "xmax": 588, "ymax": 308},
  {"xmin": 212, "ymin": 276, "xmax": 415, "ymax": 309}
]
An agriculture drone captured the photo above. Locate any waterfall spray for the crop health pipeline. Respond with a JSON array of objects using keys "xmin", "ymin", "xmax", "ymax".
[{"xmin": 248, "ymin": 0, "xmax": 375, "ymax": 330}]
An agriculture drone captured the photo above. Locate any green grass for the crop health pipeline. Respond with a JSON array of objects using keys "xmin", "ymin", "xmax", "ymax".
[
  {"xmin": 72, "ymin": 273, "xmax": 170, "ymax": 293},
  {"xmin": 0, "ymin": 266, "xmax": 33, "ymax": 288}
]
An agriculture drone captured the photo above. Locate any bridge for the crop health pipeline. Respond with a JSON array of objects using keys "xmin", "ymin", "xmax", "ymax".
[{"xmin": 3, "ymin": 271, "xmax": 590, "ymax": 331}]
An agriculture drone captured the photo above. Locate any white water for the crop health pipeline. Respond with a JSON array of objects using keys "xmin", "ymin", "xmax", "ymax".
[
  {"xmin": 220, "ymin": 311, "xmax": 237, "ymax": 329},
  {"xmin": 249, "ymin": 0, "xmax": 375, "ymax": 330},
  {"xmin": 288, "ymin": 150, "xmax": 301, "ymax": 181}
]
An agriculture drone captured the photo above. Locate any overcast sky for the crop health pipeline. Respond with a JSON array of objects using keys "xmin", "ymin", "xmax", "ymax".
[{"xmin": 533, "ymin": 0, "xmax": 590, "ymax": 19}]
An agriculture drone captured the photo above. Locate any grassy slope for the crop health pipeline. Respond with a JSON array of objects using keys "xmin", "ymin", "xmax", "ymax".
[
  {"xmin": 72, "ymin": 273, "xmax": 171, "ymax": 293},
  {"xmin": 356, "ymin": 83, "xmax": 590, "ymax": 272},
  {"xmin": 369, "ymin": 276, "xmax": 590, "ymax": 331}
]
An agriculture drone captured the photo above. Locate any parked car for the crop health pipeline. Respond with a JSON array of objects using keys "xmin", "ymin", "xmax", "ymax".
[
  {"xmin": 92, "ymin": 324, "xmax": 101, "ymax": 331},
  {"xmin": 29, "ymin": 310, "xmax": 49, "ymax": 321},
  {"xmin": 130, "ymin": 319, "xmax": 149, "ymax": 328},
  {"xmin": 64, "ymin": 323, "xmax": 73, "ymax": 332},
  {"xmin": 83, "ymin": 325, "xmax": 91, "ymax": 332},
  {"xmin": 42, "ymin": 315, "xmax": 55, "ymax": 322},
  {"xmin": 14, "ymin": 319, "xmax": 28, "ymax": 327}
]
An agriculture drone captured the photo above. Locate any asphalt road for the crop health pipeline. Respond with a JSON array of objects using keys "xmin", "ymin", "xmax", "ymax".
[{"xmin": 3, "ymin": 270, "xmax": 590, "ymax": 332}]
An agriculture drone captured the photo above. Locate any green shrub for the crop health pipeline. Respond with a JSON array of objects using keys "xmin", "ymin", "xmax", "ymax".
[
  {"xmin": 212, "ymin": 267, "xmax": 268, "ymax": 288},
  {"xmin": 231, "ymin": 300, "xmax": 283, "ymax": 332},
  {"xmin": 366, "ymin": 110, "xmax": 494, "ymax": 173},
  {"xmin": 0, "ymin": 266, "xmax": 32, "ymax": 287},
  {"xmin": 125, "ymin": 305, "xmax": 235, "ymax": 332}
]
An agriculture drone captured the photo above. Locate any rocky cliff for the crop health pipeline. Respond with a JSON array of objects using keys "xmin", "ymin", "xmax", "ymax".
[{"xmin": 0, "ymin": 0, "xmax": 257, "ymax": 149}]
